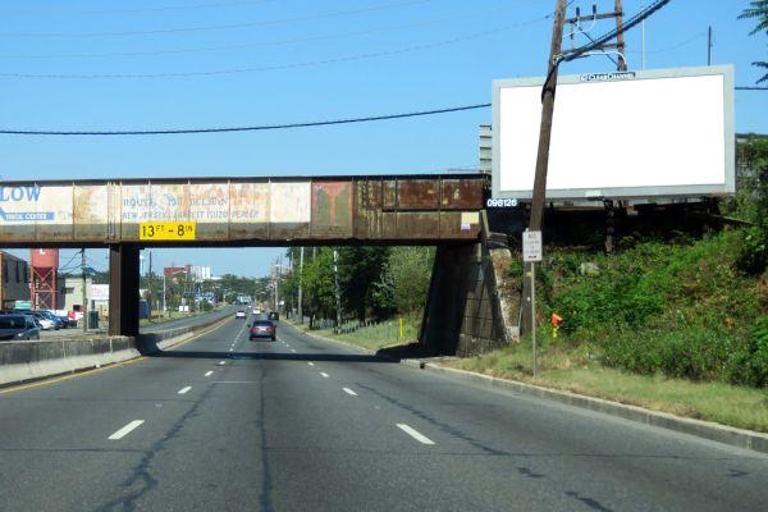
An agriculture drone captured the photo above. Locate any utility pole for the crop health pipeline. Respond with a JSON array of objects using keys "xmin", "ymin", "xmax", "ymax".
[
  {"xmin": 333, "ymin": 249, "xmax": 341, "ymax": 329},
  {"xmin": 298, "ymin": 246, "xmax": 304, "ymax": 324},
  {"xmin": 522, "ymin": 0, "xmax": 567, "ymax": 334},
  {"xmin": 614, "ymin": 0, "xmax": 627, "ymax": 71},
  {"xmin": 80, "ymin": 249, "xmax": 87, "ymax": 332},
  {"xmin": 565, "ymin": 1, "xmax": 628, "ymax": 72},
  {"xmin": 641, "ymin": 3, "xmax": 646, "ymax": 69}
]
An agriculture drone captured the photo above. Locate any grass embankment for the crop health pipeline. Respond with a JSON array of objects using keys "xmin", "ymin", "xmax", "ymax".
[
  {"xmin": 456, "ymin": 229, "xmax": 768, "ymax": 432},
  {"xmin": 290, "ymin": 315, "xmax": 421, "ymax": 352},
  {"xmin": 451, "ymin": 341, "xmax": 768, "ymax": 433}
]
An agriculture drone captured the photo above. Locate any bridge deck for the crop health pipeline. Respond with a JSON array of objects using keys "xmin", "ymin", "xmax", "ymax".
[{"xmin": 0, "ymin": 174, "xmax": 487, "ymax": 246}]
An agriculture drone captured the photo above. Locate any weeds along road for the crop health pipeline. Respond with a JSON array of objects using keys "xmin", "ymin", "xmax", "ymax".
[{"xmin": 1, "ymin": 315, "xmax": 767, "ymax": 511}]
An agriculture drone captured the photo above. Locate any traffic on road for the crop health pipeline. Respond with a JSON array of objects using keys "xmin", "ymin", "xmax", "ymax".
[{"xmin": 1, "ymin": 310, "xmax": 767, "ymax": 511}]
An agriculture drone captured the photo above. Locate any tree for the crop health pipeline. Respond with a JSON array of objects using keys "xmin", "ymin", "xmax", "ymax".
[
  {"xmin": 740, "ymin": 0, "xmax": 768, "ymax": 83},
  {"xmin": 338, "ymin": 246, "xmax": 390, "ymax": 322},
  {"xmin": 374, "ymin": 247, "xmax": 435, "ymax": 315}
]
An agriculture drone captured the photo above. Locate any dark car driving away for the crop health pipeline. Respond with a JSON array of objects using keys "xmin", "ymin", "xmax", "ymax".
[
  {"xmin": 0, "ymin": 315, "xmax": 41, "ymax": 341},
  {"xmin": 249, "ymin": 320, "xmax": 276, "ymax": 341}
]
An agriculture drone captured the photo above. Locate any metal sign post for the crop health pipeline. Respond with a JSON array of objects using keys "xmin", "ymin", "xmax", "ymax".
[{"xmin": 523, "ymin": 230, "xmax": 543, "ymax": 376}]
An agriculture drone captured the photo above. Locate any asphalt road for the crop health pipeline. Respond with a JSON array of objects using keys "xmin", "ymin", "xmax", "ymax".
[{"xmin": 1, "ymin": 316, "xmax": 767, "ymax": 511}]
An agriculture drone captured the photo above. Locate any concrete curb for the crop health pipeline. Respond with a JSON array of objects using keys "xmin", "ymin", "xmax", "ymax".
[
  {"xmin": 287, "ymin": 322, "xmax": 768, "ymax": 455},
  {"xmin": 402, "ymin": 360, "xmax": 768, "ymax": 455}
]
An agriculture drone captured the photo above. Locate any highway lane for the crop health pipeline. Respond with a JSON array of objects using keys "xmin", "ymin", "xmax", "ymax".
[{"xmin": 1, "ymin": 315, "xmax": 767, "ymax": 511}]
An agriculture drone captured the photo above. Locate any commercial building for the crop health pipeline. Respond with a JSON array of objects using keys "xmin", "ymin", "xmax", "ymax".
[{"xmin": 0, "ymin": 252, "xmax": 30, "ymax": 309}]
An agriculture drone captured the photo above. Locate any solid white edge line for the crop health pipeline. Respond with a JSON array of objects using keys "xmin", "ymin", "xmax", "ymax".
[
  {"xmin": 108, "ymin": 420, "xmax": 145, "ymax": 440},
  {"xmin": 320, "ymin": 372, "xmax": 330, "ymax": 378},
  {"xmin": 396, "ymin": 423, "xmax": 435, "ymax": 445},
  {"xmin": 204, "ymin": 371, "xmax": 213, "ymax": 377},
  {"xmin": 342, "ymin": 387, "xmax": 358, "ymax": 396},
  {"xmin": 178, "ymin": 386, "xmax": 192, "ymax": 395}
]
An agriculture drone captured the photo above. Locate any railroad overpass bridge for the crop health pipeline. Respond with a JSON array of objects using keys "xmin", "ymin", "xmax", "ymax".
[{"xmin": 0, "ymin": 174, "xmax": 511, "ymax": 355}]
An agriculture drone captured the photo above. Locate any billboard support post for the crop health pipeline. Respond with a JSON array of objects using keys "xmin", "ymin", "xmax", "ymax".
[{"xmin": 523, "ymin": 0, "xmax": 566, "ymax": 334}]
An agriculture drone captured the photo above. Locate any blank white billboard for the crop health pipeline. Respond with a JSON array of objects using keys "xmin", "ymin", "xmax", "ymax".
[{"xmin": 492, "ymin": 66, "xmax": 735, "ymax": 200}]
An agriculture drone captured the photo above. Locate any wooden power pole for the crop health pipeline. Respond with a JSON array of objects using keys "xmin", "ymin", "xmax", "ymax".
[{"xmin": 521, "ymin": 0, "xmax": 567, "ymax": 334}]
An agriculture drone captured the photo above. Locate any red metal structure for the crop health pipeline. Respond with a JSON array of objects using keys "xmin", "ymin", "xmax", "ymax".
[{"xmin": 30, "ymin": 249, "xmax": 59, "ymax": 310}]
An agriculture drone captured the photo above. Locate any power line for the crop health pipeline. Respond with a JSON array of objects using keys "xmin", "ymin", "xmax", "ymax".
[
  {"xmin": 0, "ymin": 0, "xmax": 434, "ymax": 38},
  {"xmin": 0, "ymin": 25, "xmax": 534, "ymax": 79},
  {"xmin": 0, "ymin": 0, "xmax": 277, "ymax": 17},
  {"xmin": 0, "ymin": 103, "xmax": 492, "ymax": 136},
  {"xmin": 561, "ymin": 0, "xmax": 672, "ymax": 63},
  {"xmin": 0, "ymin": 81, "xmax": 760, "ymax": 137},
  {"xmin": 0, "ymin": 7, "xmax": 548, "ymax": 60}
]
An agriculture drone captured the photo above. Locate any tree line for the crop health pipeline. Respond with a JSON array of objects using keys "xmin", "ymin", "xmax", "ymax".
[{"xmin": 279, "ymin": 246, "xmax": 435, "ymax": 327}]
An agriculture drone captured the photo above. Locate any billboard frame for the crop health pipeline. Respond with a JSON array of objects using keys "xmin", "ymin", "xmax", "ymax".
[{"xmin": 491, "ymin": 65, "xmax": 735, "ymax": 201}]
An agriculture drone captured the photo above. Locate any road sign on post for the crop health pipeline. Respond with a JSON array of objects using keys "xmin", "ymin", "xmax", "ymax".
[
  {"xmin": 523, "ymin": 229, "xmax": 543, "ymax": 376},
  {"xmin": 523, "ymin": 230, "xmax": 543, "ymax": 262}
]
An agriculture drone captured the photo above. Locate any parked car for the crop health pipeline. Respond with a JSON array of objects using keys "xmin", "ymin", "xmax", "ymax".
[
  {"xmin": 30, "ymin": 312, "xmax": 56, "ymax": 330},
  {"xmin": 235, "ymin": 310, "xmax": 246, "ymax": 319},
  {"xmin": 41, "ymin": 310, "xmax": 66, "ymax": 329},
  {"xmin": 50, "ymin": 310, "xmax": 71, "ymax": 328},
  {"xmin": 0, "ymin": 315, "xmax": 40, "ymax": 341},
  {"xmin": 249, "ymin": 320, "xmax": 276, "ymax": 341}
]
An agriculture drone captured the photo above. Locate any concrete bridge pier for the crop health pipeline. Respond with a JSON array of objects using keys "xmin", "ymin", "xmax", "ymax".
[
  {"xmin": 108, "ymin": 244, "xmax": 140, "ymax": 337},
  {"xmin": 420, "ymin": 219, "xmax": 517, "ymax": 357}
]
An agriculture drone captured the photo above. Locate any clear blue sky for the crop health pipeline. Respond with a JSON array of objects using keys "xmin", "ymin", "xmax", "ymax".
[{"xmin": 0, "ymin": 0, "xmax": 765, "ymax": 277}]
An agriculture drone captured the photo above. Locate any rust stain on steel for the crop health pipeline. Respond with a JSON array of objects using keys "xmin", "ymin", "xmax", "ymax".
[
  {"xmin": 74, "ymin": 185, "xmax": 108, "ymax": 240},
  {"xmin": 120, "ymin": 184, "xmax": 150, "ymax": 240},
  {"xmin": 229, "ymin": 182, "xmax": 269, "ymax": 240},
  {"xmin": 311, "ymin": 181, "xmax": 352, "ymax": 237},
  {"xmin": 395, "ymin": 212, "xmax": 439, "ymax": 238},
  {"xmin": 439, "ymin": 179, "xmax": 484, "ymax": 210},
  {"xmin": 382, "ymin": 180, "xmax": 397, "ymax": 209},
  {"xmin": 35, "ymin": 185, "xmax": 74, "ymax": 242},
  {"xmin": 397, "ymin": 179, "xmax": 439, "ymax": 210},
  {"xmin": 354, "ymin": 180, "xmax": 382, "ymax": 239},
  {"xmin": 269, "ymin": 181, "xmax": 311, "ymax": 239}
]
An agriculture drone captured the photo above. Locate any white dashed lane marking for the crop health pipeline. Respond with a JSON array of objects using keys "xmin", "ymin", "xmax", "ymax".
[
  {"xmin": 320, "ymin": 372, "xmax": 330, "ymax": 378},
  {"xmin": 108, "ymin": 420, "xmax": 145, "ymax": 440},
  {"xmin": 204, "ymin": 371, "xmax": 213, "ymax": 377},
  {"xmin": 342, "ymin": 387, "xmax": 358, "ymax": 396},
  {"xmin": 178, "ymin": 386, "xmax": 191, "ymax": 395},
  {"xmin": 396, "ymin": 424, "xmax": 435, "ymax": 445}
]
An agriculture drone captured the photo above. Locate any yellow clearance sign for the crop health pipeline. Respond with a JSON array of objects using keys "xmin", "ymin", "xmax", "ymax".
[{"xmin": 139, "ymin": 221, "xmax": 196, "ymax": 241}]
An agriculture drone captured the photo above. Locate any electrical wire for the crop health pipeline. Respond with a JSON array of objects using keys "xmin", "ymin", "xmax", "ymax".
[
  {"xmin": 0, "ymin": 0, "xmax": 277, "ymax": 17},
  {"xmin": 0, "ymin": 0, "xmax": 434, "ymax": 38},
  {"xmin": 0, "ymin": 6, "xmax": 548, "ymax": 60},
  {"xmin": 0, "ymin": 103, "xmax": 492, "ymax": 136},
  {"xmin": 0, "ymin": 24, "xmax": 535, "ymax": 79},
  {"xmin": 560, "ymin": 0, "xmax": 673, "ymax": 63}
]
